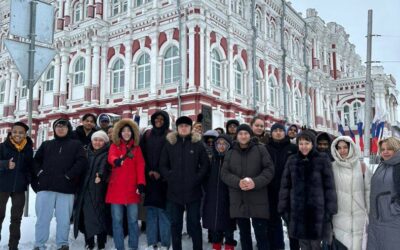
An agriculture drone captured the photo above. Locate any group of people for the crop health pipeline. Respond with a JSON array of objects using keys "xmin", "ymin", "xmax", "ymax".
[{"xmin": 0, "ymin": 112, "xmax": 399, "ymax": 250}]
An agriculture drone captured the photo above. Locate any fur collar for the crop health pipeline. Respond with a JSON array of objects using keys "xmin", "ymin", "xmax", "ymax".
[
  {"xmin": 166, "ymin": 131, "xmax": 202, "ymax": 145},
  {"xmin": 112, "ymin": 119, "xmax": 140, "ymax": 146}
]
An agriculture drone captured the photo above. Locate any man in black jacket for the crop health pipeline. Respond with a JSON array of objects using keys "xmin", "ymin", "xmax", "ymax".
[
  {"xmin": 160, "ymin": 116, "xmax": 210, "ymax": 250},
  {"xmin": 71, "ymin": 113, "xmax": 97, "ymax": 149},
  {"xmin": 32, "ymin": 118, "xmax": 87, "ymax": 250}
]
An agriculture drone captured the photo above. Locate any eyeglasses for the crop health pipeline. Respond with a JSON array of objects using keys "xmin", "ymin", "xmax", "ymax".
[{"xmin": 55, "ymin": 124, "xmax": 67, "ymax": 129}]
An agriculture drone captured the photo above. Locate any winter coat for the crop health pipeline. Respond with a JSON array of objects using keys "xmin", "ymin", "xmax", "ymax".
[
  {"xmin": 33, "ymin": 124, "xmax": 87, "ymax": 194},
  {"xmin": 0, "ymin": 134, "xmax": 33, "ymax": 192},
  {"xmin": 74, "ymin": 144, "xmax": 110, "ymax": 238},
  {"xmin": 140, "ymin": 110, "xmax": 170, "ymax": 209},
  {"xmin": 106, "ymin": 119, "xmax": 146, "ymax": 205},
  {"xmin": 316, "ymin": 132, "xmax": 335, "ymax": 161},
  {"xmin": 221, "ymin": 139, "xmax": 275, "ymax": 219},
  {"xmin": 330, "ymin": 136, "xmax": 371, "ymax": 250},
  {"xmin": 159, "ymin": 132, "xmax": 210, "ymax": 205},
  {"xmin": 278, "ymin": 149, "xmax": 338, "ymax": 240},
  {"xmin": 71, "ymin": 125, "xmax": 97, "ymax": 149},
  {"xmin": 254, "ymin": 132, "xmax": 270, "ymax": 145},
  {"xmin": 265, "ymin": 136, "xmax": 297, "ymax": 220},
  {"xmin": 202, "ymin": 134, "xmax": 235, "ymax": 231},
  {"xmin": 367, "ymin": 151, "xmax": 400, "ymax": 250}
]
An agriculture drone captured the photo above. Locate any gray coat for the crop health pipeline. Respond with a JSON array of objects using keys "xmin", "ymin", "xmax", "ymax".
[
  {"xmin": 367, "ymin": 151, "xmax": 400, "ymax": 250},
  {"xmin": 221, "ymin": 139, "xmax": 275, "ymax": 219}
]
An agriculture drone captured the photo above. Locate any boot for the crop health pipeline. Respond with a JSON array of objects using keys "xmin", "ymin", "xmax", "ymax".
[
  {"xmin": 212, "ymin": 243, "xmax": 222, "ymax": 250},
  {"xmin": 224, "ymin": 244, "xmax": 235, "ymax": 250},
  {"xmin": 58, "ymin": 246, "xmax": 69, "ymax": 250}
]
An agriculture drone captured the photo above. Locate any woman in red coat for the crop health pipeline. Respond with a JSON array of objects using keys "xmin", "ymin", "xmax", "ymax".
[{"xmin": 106, "ymin": 119, "xmax": 145, "ymax": 250}]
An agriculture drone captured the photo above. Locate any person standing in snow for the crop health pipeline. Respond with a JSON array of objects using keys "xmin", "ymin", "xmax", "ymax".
[
  {"xmin": 33, "ymin": 118, "xmax": 87, "ymax": 250},
  {"xmin": 106, "ymin": 119, "xmax": 146, "ymax": 250},
  {"xmin": 0, "ymin": 122, "xmax": 33, "ymax": 250}
]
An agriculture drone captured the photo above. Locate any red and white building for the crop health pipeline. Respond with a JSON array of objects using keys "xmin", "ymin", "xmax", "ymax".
[{"xmin": 0, "ymin": 0, "xmax": 398, "ymax": 147}]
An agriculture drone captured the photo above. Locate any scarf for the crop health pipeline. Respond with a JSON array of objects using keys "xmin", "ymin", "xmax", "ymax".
[{"xmin": 10, "ymin": 137, "xmax": 27, "ymax": 152}]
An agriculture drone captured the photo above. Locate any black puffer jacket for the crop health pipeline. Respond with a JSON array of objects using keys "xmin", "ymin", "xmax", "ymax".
[
  {"xmin": 74, "ymin": 144, "xmax": 110, "ymax": 239},
  {"xmin": 141, "ymin": 110, "xmax": 170, "ymax": 209},
  {"xmin": 202, "ymin": 134, "xmax": 235, "ymax": 231},
  {"xmin": 159, "ymin": 132, "xmax": 210, "ymax": 205},
  {"xmin": 0, "ymin": 134, "xmax": 33, "ymax": 192},
  {"xmin": 221, "ymin": 139, "xmax": 275, "ymax": 219},
  {"xmin": 265, "ymin": 136, "xmax": 297, "ymax": 219},
  {"xmin": 32, "ymin": 119, "xmax": 87, "ymax": 194},
  {"xmin": 71, "ymin": 125, "xmax": 97, "ymax": 149},
  {"xmin": 278, "ymin": 149, "xmax": 338, "ymax": 240}
]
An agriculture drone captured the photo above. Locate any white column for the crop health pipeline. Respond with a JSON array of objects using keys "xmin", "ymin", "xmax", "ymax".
[
  {"xmin": 157, "ymin": 56, "xmax": 163, "ymax": 91},
  {"xmin": 199, "ymin": 25, "xmax": 205, "ymax": 91},
  {"xmin": 84, "ymin": 44, "xmax": 92, "ymax": 105},
  {"xmin": 180, "ymin": 26, "xmax": 187, "ymax": 91},
  {"xmin": 227, "ymin": 37, "xmax": 234, "ymax": 100},
  {"xmin": 100, "ymin": 45, "xmax": 108, "ymax": 105},
  {"xmin": 150, "ymin": 32, "xmax": 159, "ymax": 95},
  {"xmin": 91, "ymin": 42, "xmax": 100, "ymax": 105},
  {"xmin": 188, "ymin": 26, "xmax": 195, "ymax": 89},
  {"xmin": 52, "ymin": 54, "xmax": 61, "ymax": 110},
  {"xmin": 124, "ymin": 41, "xmax": 132, "ymax": 102},
  {"xmin": 59, "ymin": 50, "xmax": 69, "ymax": 110},
  {"xmin": 58, "ymin": 0, "xmax": 64, "ymax": 18},
  {"xmin": 127, "ymin": 0, "xmax": 132, "ymax": 17},
  {"xmin": 33, "ymin": 81, "xmax": 40, "ymax": 115},
  {"xmin": 4, "ymin": 69, "xmax": 11, "ymax": 107},
  {"xmin": 8, "ymin": 67, "xmax": 18, "ymax": 118},
  {"xmin": 205, "ymin": 29, "xmax": 211, "ymax": 92},
  {"xmin": 131, "ymin": 64, "xmax": 137, "ymax": 94}
]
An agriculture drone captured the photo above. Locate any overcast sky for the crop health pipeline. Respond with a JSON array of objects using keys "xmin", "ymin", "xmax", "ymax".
[{"xmin": 292, "ymin": 0, "xmax": 400, "ymax": 84}]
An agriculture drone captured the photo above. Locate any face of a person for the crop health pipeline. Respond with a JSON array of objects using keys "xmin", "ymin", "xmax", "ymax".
[
  {"xmin": 337, "ymin": 141, "xmax": 349, "ymax": 159},
  {"xmin": 251, "ymin": 119, "xmax": 265, "ymax": 136},
  {"xmin": 11, "ymin": 126, "xmax": 27, "ymax": 143},
  {"xmin": 287, "ymin": 127, "xmax": 297, "ymax": 138},
  {"xmin": 178, "ymin": 124, "xmax": 191, "ymax": 137},
  {"xmin": 380, "ymin": 142, "xmax": 395, "ymax": 161},
  {"xmin": 206, "ymin": 137, "xmax": 215, "ymax": 148},
  {"xmin": 317, "ymin": 139, "xmax": 330, "ymax": 152},
  {"xmin": 92, "ymin": 137, "xmax": 106, "ymax": 150},
  {"xmin": 107, "ymin": 127, "xmax": 113, "ymax": 142},
  {"xmin": 237, "ymin": 131, "xmax": 251, "ymax": 145},
  {"xmin": 228, "ymin": 124, "xmax": 237, "ymax": 134},
  {"xmin": 216, "ymin": 139, "xmax": 229, "ymax": 153},
  {"xmin": 154, "ymin": 115, "xmax": 165, "ymax": 129},
  {"xmin": 299, "ymin": 139, "xmax": 313, "ymax": 156},
  {"xmin": 193, "ymin": 124, "xmax": 202, "ymax": 134},
  {"xmin": 82, "ymin": 116, "xmax": 96, "ymax": 131},
  {"xmin": 272, "ymin": 128, "xmax": 285, "ymax": 141},
  {"xmin": 100, "ymin": 120, "xmax": 110, "ymax": 129},
  {"xmin": 121, "ymin": 127, "xmax": 132, "ymax": 141},
  {"xmin": 55, "ymin": 123, "xmax": 68, "ymax": 137}
]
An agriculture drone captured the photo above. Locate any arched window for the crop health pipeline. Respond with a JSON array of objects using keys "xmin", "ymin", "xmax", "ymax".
[
  {"xmin": 284, "ymin": 33, "xmax": 290, "ymax": 55},
  {"xmin": 73, "ymin": 57, "xmax": 85, "ymax": 86},
  {"xmin": 20, "ymin": 80, "xmax": 27, "ymax": 98},
  {"xmin": 163, "ymin": 46, "xmax": 180, "ymax": 84},
  {"xmin": 137, "ymin": 53, "xmax": 150, "ymax": 89},
  {"xmin": 231, "ymin": 0, "xmax": 236, "ymax": 13},
  {"xmin": 83, "ymin": 0, "xmax": 90, "ymax": 18},
  {"xmin": 266, "ymin": 19, "xmax": 271, "ymax": 38},
  {"xmin": 135, "ymin": 0, "xmax": 151, "ymax": 7},
  {"xmin": 255, "ymin": 10, "xmax": 261, "ymax": 31},
  {"xmin": 343, "ymin": 105, "xmax": 350, "ymax": 126},
  {"xmin": 294, "ymin": 90, "xmax": 301, "ymax": 117},
  {"xmin": 271, "ymin": 22, "xmax": 277, "ymax": 42},
  {"xmin": 74, "ymin": 3, "xmax": 82, "ymax": 22},
  {"xmin": 238, "ymin": 0, "xmax": 244, "ymax": 17},
  {"xmin": 0, "ymin": 81, "xmax": 5, "ymax": 103},
  {"xmin": 122, "ymin": 0, "xmax": 128, "ymax": 12},
  {"xmin": 353, "ymin": 102, "xmax": 362, "ymax": 125},
  {"xmin": 112, "ymin": 58, "xmax": 125, "ymax": 93},
  {"xmin": 211, "ymin": 49, "xmax": 221, "ymax": 87},
  {"xmin": 255, "ymin": 74, "xmax": 261, "ymax": 101},
  {"xmin": 112, "ymin": 0, "xmax": 127, "ymax": 16},
  {"xmin": 234, "ymin": 61, "xmax": 243, "ymax": 94},
  {"xmin": 45, "ymin": 66, "xmax": 54, "ymax": 92}
]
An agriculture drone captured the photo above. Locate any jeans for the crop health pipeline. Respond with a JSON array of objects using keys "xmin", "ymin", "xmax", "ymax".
[
  {"xmin": 167, "ymin": 200, "xmax": 202, "ymax": 250},
  {"xmin": 0, "ymin": 192, "xmax": 25, "ymax": 249},
  {"xmin": 34, "ymin": 191, "xmax": 74, "ymax": 250},
  {"xmin": 237, "ymin": 218, "xmax": 269, "ymax": 250},
  {"xmin": 146, "ymin": 206, "xmax": 171, "ymax": 248},
  {"xmin": 111, "ymin": 204, "xmax": 139, "ymax": 250}
]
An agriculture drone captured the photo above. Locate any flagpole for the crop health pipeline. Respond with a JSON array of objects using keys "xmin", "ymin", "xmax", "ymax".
[{"xmin": 364, "ymin": 10, "xmax": 373, "ymax": 162}]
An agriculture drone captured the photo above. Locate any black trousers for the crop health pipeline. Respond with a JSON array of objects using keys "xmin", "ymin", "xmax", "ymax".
[
  {"xmin": 0, "ymin": 192, "xmax": 25, "ymax": 249},
  {"xmin": 237, "ymin": 218, "xmax": 269, "ymax": 250}
]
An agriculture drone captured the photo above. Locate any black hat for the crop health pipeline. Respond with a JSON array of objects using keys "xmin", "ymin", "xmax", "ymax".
[
  {"xmin": 53, "ymin": 118, "xmax": 69, "ymax": 129},
  {"xmin": 12, "ymin": 122, "xmax": 29, "ymax": 132},
  {"xmin": 296, "ymin": 130, "xmax": 317, "ymax": 145},
  {"xmin": 236, "ymin": 124, "xmax": 253, "ymax": 136},
  {"xmin": 271, "ymin": 123, "xmax": 285, "ymax": 133},
  {"xmin": 175, "ymin": 116, "xmax": 193, "ymax": 128}
]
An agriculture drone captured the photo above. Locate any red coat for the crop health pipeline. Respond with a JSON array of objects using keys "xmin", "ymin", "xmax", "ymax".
[{"xmin": 106, "ymin": 140, "xmax": 146, "ymax": 204}]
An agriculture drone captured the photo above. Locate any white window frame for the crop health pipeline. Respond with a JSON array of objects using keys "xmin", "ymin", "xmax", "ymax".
[
  {"xmin": 211, "ymin": 49, "xmax": 222, "ymax": 87},
  {"xmin": 0, "ymin": 81, "xmax": 5, "ymax": 103},
  {"xmin": 45, "ymin": 66, "xmax": 54, "ymax": 92},
  {"xmin": 73, "ymin": 57, "xmax": 85, "ymax": 86},
  {"xmin": 234, "ymin": 61, "xmax": 243, "ymax": 95},
  {"xmin": 343, "ymin": 105, "xmax": 350, "ymax": 126},
  {"xmin": 112, "ymin": 58, "xmax": 125, "ymax": 94},
  {"xmin": 137, "ymin": 53, "xmax": 151, "ymax": 89},
  {"xmin": 163, "ymin": 46, "xmax": 180, "ymax": 85},
  {"xmin": 353, "ymin": 101, "xmax": 362, "ymax": 126},
  {"xmin": 74, "ymin": 3, "xmax": 82, "ymax": 23}
]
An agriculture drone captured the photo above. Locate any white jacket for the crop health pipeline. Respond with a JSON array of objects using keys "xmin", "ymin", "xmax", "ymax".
[{"xmin": 330, "ymin": 136, "xmax": 371, "ymax": 250}]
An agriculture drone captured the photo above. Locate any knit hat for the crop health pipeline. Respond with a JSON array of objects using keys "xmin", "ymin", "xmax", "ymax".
[
  {"xmin": 236, "ymin": 124, "xmax": 253, "ymax": 136},
  {"xmin": 12, "ymin": 122, "xmax": 29, "ymax": 132},
  {"xmin": 271, "ymin": 123, "xmax": 285, "ymax": 133},
  {"xmin": 175, "ymin": 116, "xmax": 193, "ymax": 127},
  {"xmin": 296, "ymin": 130, "xmax": 317, "ymax": 145},
  {"xmin": 91, "ymin": 130, "xmax": 110, "ymax": 143}
]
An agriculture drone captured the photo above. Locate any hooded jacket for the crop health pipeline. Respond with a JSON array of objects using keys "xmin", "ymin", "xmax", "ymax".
[
  {"xmin": 367, "ymin": 150, "xmax": 400, "ymax": 250},
  {"xmin": 71, "ymin": 125, "xmax": 97, "ymax": 149},
  {"xmin": 140, "ymin": 110, "xmax": 170, "ymax": 208},
  {"xmin": 159, "ymin": 131, "xmax": 210, "ymax": 205},
  {"xmin": 221, "ymin": 138, "xmax": 275, "ymax": 219},
  {"xmin": 32, "ymin": 118, "xmax": 87, "ymax": 194},
  {"xmin": 330, "ymin": 136, "xmax": 371, "ymax": 250},
  {"xmin": 316, "ymin": 132, "xmax": 335, "ymax": 161},
  {"xmin": 106, "ymin": 119, "xmax": 146, "ymax": 204},
  {"xmin": 0, "ymin": 134, "xmax": 33, "ymax": 192}
]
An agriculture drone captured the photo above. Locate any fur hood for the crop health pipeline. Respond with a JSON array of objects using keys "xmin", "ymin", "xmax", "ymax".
[
  {"xmin": 112, "ymin": 119, "xmax": 140, "ymax": 146},
  {"xmin": 331, "ymin": 136, "xmax": 360, "ymax": 164},
  {"xmin": 166, "ymin": 131, "xmax": 202, "ymax": 145}
]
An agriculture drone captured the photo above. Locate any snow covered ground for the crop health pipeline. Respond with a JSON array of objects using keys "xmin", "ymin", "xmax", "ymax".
[{"xmin": 0, "ymin": 189, "xmax": 290, "ymax": 249}]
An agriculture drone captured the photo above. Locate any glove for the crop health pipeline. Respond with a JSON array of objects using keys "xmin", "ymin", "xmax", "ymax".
[
  {"xmin": 114, "ymin": 158, "xmax": 123, "ymax": 167},
  {"xmin": 137, "ymin": 184, "xmax": 145, "ymax": 195}
]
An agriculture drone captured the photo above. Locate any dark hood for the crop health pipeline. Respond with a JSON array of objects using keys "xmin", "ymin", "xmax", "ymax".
[
  {"xmin": 151, "ymin": 110, "xmax": 170, "ymax": 134},
  {"xmin": 226, "ymin": 119, "xmax": 239, "ymax": 135},
  {"xmin": 214, "ymin": 134, "xmax": 233, "ymax": 157},
  {"xmin": 53, "ymin": 118, "xmax": 73, "ymax": 140},
  {"xmin": 316, "ymin": 132, "xmax": 333, "ymax": 145}
]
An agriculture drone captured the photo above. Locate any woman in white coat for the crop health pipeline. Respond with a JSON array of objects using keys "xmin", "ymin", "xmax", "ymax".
[{"xmin": 330, "ymin": 136, "xmax": 371, "ymax": 250}]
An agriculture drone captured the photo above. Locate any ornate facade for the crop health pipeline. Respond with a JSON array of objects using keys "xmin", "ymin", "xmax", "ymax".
[{"xmin": 0, "ymin": 0, "xmax": 398, "ymax": 147}]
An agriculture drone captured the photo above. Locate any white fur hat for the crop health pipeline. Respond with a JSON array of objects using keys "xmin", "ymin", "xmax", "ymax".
[{"xmin": 91, "ymin": 130, "xmax": 109, "ymax": 143}]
